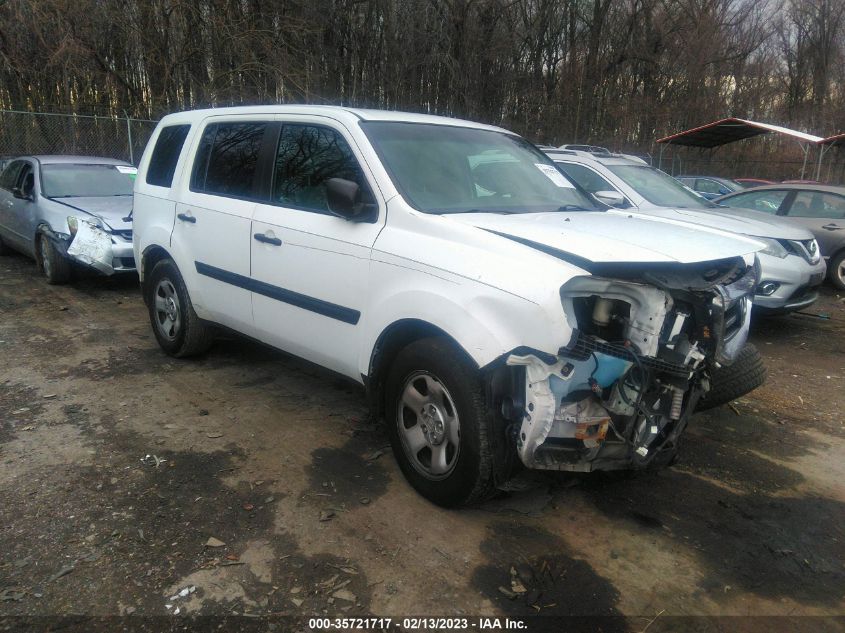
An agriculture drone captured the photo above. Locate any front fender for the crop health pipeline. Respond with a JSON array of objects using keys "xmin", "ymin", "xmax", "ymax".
[{"xmin": 359, "ymin": 261, "xmax": 573, "ymax": 377}]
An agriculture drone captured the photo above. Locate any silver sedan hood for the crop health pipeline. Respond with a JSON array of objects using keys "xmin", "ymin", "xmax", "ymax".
[{"xmin": 49, "ymin": 196, "xmax": 133, "ymax": 232}]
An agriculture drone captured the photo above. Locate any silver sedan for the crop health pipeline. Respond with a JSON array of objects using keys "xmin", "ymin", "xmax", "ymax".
[{"xmin": 0, "ymin": 155, "xmax": 136, "ymax": 284}]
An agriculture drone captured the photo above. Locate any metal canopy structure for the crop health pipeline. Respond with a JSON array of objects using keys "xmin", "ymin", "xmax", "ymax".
[
  {"xmin": 816, "ymin": 133, "xmax": 845, "ymax": 181},
  {"xmin": 820, "ymin": 132, "xmax": 845, "ymax": 148},
  {"xmin": 656, "ymin": 117, "xmax": 824, "ymax": 179}
]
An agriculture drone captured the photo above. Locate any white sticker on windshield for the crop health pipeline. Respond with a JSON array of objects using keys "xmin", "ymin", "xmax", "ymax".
[
  {"xmin": 115, "ymin": 166, "xmax": 138, "ymax": 175},
  {"xmin": 535, "ymin": 163, "xmax": 574, "ymax": 188}
]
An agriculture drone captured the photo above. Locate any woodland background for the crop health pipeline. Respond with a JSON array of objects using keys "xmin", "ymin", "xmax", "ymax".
[{"xmin": 2, "ymin": 0, "xmax": 845, "ymax": 177}]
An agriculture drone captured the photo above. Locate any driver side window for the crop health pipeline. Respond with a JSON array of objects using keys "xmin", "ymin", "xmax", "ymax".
[
  {"xmin": 0, "ymin": 161, "xmax": 24, "ymax": 191},
  {"xmin": 555, "ymin": 162, "xmax": 615, "ymax": 194},
  {"xmin": 17, "ymin": 163, "xmax": 34, "ymax": 197},
  {"xmin": 272, "ymin": 124, "xmax": 373, "ymax": 214}
]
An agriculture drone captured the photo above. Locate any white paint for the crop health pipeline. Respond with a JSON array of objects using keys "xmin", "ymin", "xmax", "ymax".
[{"xmin": 133, "ymin": 105, "xmax": 759, "ymax": 382}]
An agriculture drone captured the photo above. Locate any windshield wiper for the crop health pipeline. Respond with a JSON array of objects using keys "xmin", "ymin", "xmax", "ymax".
[{"xmin": 557, "ymin": 205, "xmax": 593, "ymax": 211}]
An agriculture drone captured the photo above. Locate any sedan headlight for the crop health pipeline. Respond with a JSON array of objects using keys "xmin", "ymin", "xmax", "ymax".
[
  {"xmin": 751, "ymin": 237, "xmax": 789, "ymax": 259},
  {"xmin": 67, "ymin": 216, "xmax": 103, "ymax": 237}
]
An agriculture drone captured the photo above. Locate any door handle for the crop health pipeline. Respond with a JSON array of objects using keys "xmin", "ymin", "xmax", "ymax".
[
  {"xmin": 177, "ymin": 212, "xmax": 196, "ymax": 223},
  {"xmin": 822, "ymin": 223, "xmax": 842, "ymax": 230},
  {"xmin": 254, "ymin": 233, "xmax": 282, "ymax": 246}
]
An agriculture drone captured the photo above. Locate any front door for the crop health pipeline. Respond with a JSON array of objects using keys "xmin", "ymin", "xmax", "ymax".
[{"xmin": 250, "ymin": 119, "xmax": 384, "ymax": 379}]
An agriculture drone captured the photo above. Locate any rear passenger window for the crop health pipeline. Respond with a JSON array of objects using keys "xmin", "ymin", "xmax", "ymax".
[
  {"xmin": 272, "ymin": 125, "xmax": 372, "ymax": 213},
  {"xmin": 146, "ymin": 124, "xmax": 190, "ymax": 187},
  {"xmin": 789, "ymin": 191, "xmax": 845, "ymax": 219},
  {"xmin": 191, "ymin": 122, "xmax": 267, "ymax": 198}
]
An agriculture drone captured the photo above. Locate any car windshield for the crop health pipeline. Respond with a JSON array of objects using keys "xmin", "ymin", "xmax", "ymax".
[
  {"xmin": 361, "ymin": 121, "xmax": 600, "ymax": 214},
  {"xmin": 608, "ymin": 165, "xmax": 714, "ymax": 209},
  {"xmin": 42, "ymin": 164, "xmax": 136, "ymax": 198}
]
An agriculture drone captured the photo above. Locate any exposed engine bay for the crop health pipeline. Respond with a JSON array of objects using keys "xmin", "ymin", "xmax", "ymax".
[{"xmin": 502, "ymin": 255, "xmax": 757, "ymax": 471}]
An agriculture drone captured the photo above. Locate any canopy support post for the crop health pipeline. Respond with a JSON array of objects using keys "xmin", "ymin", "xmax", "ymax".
[
  {"xmin": 799, "ymin": 142, "xmax": 809, "ymax": 180},
  {"xmin": 816, "ymin": 144, "xmax": 831, "ymax": 182}
]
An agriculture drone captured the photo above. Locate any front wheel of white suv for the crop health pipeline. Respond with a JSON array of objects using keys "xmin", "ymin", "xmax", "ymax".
[
  {"xmin": 384, "ymin": 337, "xmax": 503, "ymax": 507},
  {"xmin": 146, "ymin": 259, "xmax": 214, "ymax": 358}
]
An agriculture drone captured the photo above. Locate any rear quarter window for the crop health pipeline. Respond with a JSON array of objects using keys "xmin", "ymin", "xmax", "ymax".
[{"xmin": 146, "ymin": 124, "xmax": 191, "ymax": 187}]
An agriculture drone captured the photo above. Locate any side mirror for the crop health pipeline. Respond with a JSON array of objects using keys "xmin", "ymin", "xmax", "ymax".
[
  {"xmin": 325, "ymin": 178, "xmax": 376, "ymax": 221},
  {"xmin": 593, "ymin": 190, "xmax": 627, "ymax": 208}
]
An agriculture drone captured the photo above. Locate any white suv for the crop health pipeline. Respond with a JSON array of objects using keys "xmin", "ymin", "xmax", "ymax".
[{"xmin": 133, "ymin": 106, "xmax": 761, "ymax": 506}]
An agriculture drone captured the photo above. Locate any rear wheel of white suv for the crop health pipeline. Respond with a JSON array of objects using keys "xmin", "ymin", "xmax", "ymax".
[
  {"xmin": 384, "ymin": 337, "xmax": 501, "ymax": 507},
  {"xmin": 146, "ymin": 259, "xmax": 213, "ymax": 358}
]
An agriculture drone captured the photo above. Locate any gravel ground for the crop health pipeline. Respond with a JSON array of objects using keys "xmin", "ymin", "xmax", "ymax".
[{"xmin": 1, "ymin": 251, "xmax": 843, "ymax": 632}]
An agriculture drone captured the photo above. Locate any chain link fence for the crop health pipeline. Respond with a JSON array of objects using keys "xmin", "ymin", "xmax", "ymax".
[{"xmin": 0, "ymin": 110, "xmax": 158, "ymax": 165}]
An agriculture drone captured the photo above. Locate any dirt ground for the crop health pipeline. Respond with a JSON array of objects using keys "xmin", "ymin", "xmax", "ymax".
[{"xmin": 1, "ymin": 250, "xmax": 844, "ymax": 632}]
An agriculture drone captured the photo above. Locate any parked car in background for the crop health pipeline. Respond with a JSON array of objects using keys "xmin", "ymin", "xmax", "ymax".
[
  {"xmin": 0, "ymin": 155, "xmax": 137, "ymax": 283},
  {"xmin": 677, "ymin": 175, "xmax": 744, "ymax": 199},
  {"xmin": 735, "ymin": 178, "xmax": 775, "ymax": 188},
  {"xmin": 715, "ymin": 184, "xmax": 845, "ymax": 289},
  {"xmin": 546, "ymin": 148, "xmax": 826, "ymax": 313},
  {"xmin": 134, "ymin": 106, "xmax": 762, "ymax": 506}
]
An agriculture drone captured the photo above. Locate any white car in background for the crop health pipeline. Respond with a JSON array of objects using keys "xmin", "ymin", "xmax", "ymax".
[
  {"xmin": 133, "ymin": 106, "xmax": 762, "ymax": 506},
  {"xmin": 546, "ymin": 148, "xmax": 826, "ymax": 314}
]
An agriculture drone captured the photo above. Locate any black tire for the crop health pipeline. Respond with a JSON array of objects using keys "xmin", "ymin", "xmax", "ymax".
[
  {"xmin": 39, "ymin": 234, "xmax": 71, "ymax": 285},
  {"xmin": 384, "ymin": 337, "xmax": 503, "ymax": 507},
  {"xmin": 145, "ymin": 258, "xmax": 214, "ymax": 358},
  {"xmin": 828, "ymin": 250, "xmax": 845, "ymax": 291},
  {"xmin": 696, "ymin": 343, "xmax": 767, "ymax": 412},
  {"xmin": 0, "ymin": 234, "xmax": 10, "ymax": 255}
]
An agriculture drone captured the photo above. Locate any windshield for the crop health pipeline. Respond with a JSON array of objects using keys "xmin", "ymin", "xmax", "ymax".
[
  {"xmin": 42, "ymin": 164, "xmax": 136, "ymax": 198},
  {"xmin": 608, "ymin": 165, "xmax": 714, "ymax": 209},
  {"xmin": 361, "ymin": 121, "xmax": 599, "ymax": 214}
]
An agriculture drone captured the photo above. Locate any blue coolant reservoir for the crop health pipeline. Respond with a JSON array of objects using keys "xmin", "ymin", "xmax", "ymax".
[
  {"xmin": 592, "ymin": 353, "xmax": 630, "ymax": 387},
  {"xmin": 548, "ymin": 351, "xmax": 631, "ymax": 403}
]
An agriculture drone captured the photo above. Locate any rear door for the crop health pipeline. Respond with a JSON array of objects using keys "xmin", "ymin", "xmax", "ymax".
[
  {"xmin": 781, "ymin": 190, "xmax": 845, "ymax": 256},
  {"xmin": 171, "ymin": 118, "xmax": 273, "ymax": 333},
  {"xmin": 250, "ymin": 117, "xmax": 384, "ymax": 379}
]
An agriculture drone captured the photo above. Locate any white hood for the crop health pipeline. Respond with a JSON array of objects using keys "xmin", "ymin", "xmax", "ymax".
[{"xmin": 447, "ymin": 211, "xmax": 762, "ymax": 265}]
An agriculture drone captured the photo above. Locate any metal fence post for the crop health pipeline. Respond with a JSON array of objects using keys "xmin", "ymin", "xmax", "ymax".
[{"xmin": 125, "ymin": 113, "xmax": 134, "ymax": 165}]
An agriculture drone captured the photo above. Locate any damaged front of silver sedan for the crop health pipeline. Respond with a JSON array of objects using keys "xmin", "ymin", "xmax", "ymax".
[
  {"xmin": 502, "ymin": 254, "xmax": 758, "ymax": 472},
  {"xmin": 0, "ymin": 155, "xmax": 136, "ymax": 285}
]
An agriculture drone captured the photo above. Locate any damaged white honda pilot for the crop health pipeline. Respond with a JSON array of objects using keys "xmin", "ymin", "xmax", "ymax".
[{"xmin": 133, "ymin": 106, "xmax": 762, "ymax": 506}]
